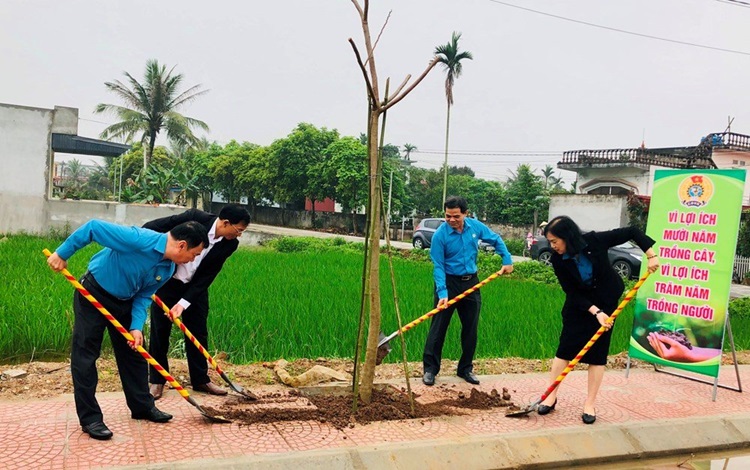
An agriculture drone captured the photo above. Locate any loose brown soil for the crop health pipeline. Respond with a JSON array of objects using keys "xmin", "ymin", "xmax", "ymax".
[{"xmin": 204, "ymin": 385, "xmax": 517, "ymax": 430}]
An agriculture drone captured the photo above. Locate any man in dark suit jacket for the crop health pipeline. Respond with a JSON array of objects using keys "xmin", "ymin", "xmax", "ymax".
[{"xmin": 143, "ymin": 204, "xmax": 251, "ymax": 399}]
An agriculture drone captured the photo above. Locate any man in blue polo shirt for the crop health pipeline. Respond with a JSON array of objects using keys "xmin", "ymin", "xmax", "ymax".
[
  {"xmin": 422, "ymin": 196, "xmax": 514, "ymax": 386},
  {"xmin": 46, "ymin": 219, "xmax": 208, "ymax": 441}
]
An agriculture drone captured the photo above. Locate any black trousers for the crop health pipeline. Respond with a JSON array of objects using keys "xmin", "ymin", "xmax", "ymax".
[
  {"xmin": 72, "ymin": 274, "xmax": 154, "ymax": 426},
  {"xmin": 422, "ymin": 274, "xmax": 481, "ymax": 376},
  {"xmin": 148, "ymin": 278, "xmax": 211, "ymax": 386}
]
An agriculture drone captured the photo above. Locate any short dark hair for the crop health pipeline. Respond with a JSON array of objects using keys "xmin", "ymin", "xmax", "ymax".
[
  {"xmin": 544, "ymin": 216, "xmax": 586, "ymax": 255},
  {"xmin": 444, "ymin": 196, "xmax": 468, "ymax": 213},
  {"xmin": 170, "ymin": 221, "xmax": 209, "ymax": 249},
  {"xmin": 218, "ymin": 204, "xmax": 251, "ymax": 225}
]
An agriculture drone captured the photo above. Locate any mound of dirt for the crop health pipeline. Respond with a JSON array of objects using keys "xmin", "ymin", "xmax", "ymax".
[{"xmin": 206, "ymin": 386, "xmax": 516, "ymax": 430}]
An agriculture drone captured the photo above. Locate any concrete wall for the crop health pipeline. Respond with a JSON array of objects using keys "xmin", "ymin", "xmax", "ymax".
[
  {"xmin": 0, "ymin": 103, "xmax": 55, "ymax": 233},
  {"xmin": 214, "ymin": 203, "xmax": 368, "ymax": 234},
  {"xmin": 712, "ymin": 149, "xmax": 750, "ymax": 205},
  {"xmin": 46, "ymin": 200, "xmax": 190, "ymax": 234},
  {"xmin": 0, "ymin": 103, "xmax": 82, "ymax": 234},
  {"xmin": 549, "ymin": 194, "xmax": 629, "ymax": 231}
]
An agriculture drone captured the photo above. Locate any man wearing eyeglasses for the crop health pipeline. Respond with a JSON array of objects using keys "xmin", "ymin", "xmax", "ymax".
[
  {"xmin": 422, "ymin": 196, "xmax": 514, "ymax": 387},
  {"xmin": 143, "ymin": 204, "xmax": 251, "ymax": 398}
]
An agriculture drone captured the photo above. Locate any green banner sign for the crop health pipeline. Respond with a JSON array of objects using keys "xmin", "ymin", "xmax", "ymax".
[{"xmin": 628, "ymin": 169, "xmax": 745, "ymax": 377}]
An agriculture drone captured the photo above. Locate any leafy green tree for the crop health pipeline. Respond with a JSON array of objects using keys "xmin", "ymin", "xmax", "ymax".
[
  {"xmin": 267, "ymin": 123, "xmax": 339, "ymax": 221},
  {"xmin": 435, "ymin": 31, "xmax": 473, "ymax": 204},
  {"xmin": 183, "ymin": 142, "xmax": 218, "ymax": 209},
  {"xmin": 237, "ymin": 145, "xmax": 275, "ymax": 213},
  {"xmin": 210, "ymin": 141, "xmax": 259, "ymax": 203},
  {"xmin": 110, "ymin": 143, "xmax": 172, "ymax": 186},
  {"xmin": 502, "ymin": 164, "xmax": 547, "ymax": 225},
  {"xmin": 321, "ymin": 137, "xmax": 369, "ymax": 232},
  {"xmin": 95, "ymin": 59, "xmax": 209, "ymax": 169}
]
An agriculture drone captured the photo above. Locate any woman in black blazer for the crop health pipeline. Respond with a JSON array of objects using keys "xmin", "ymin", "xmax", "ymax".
[{"xmin": 538, "ymin": 216, "xmax": 659, "ymax": 424}]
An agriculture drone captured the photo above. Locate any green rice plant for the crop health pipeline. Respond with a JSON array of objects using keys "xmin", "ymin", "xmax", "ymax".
[{"xmin": 2, "ymin": 234, "xmax": 749, "ymax": 365}]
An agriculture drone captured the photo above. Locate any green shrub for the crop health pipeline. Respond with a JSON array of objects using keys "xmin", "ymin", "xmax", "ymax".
[
  {"xmin": 503, "ymin": 238, "xmax": 525, "ymax": 256},
  {"xmin": 729, "ymin": 297, "xmax": 750, "ymax": 319}
]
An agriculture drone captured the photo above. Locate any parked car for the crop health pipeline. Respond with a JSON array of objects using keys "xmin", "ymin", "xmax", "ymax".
[
  {"xmin": 530, "ymin": 235, "xmax": 644, "ymax": 279},
  {"xmin": 412, "ymin": 218, "xmax": 495, "ymax": 252}
]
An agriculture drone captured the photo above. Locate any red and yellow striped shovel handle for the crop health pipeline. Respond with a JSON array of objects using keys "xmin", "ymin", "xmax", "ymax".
[
  {"xmin": 540, "ymin": 271, "xmax": 652, "ymax": 401},
  {"xmin": 399, "ymin": 269, "xmax": 503, "ymax": 335},
  {"xmin": 151, "ymin": 294, "xmax": 222, "ymax": 372},
  {"xmin": 43, "ymin": 249, "xmax": 191, "ymax": 400}
]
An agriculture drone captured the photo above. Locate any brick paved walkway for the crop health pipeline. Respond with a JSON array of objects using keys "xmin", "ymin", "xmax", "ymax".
[{"xmin": 1, "ymin": 365, "xmax": 748, "ymax": 469}]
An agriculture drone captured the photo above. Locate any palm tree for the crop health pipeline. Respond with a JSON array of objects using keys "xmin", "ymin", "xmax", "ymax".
[
  {"xmin": 541, "ymin": 164, "xmax": 555, "ymax": 189},
  {"xmin": 403, "ymin": 143, "xmax": 417, "ymax": 161},
  {"xmin": 435, "ymin": 32, "xmax": 473, "ymax": 204},
  {"xmin": 95, "ymin": 59, "xmax": 209, "ymax": 169}
]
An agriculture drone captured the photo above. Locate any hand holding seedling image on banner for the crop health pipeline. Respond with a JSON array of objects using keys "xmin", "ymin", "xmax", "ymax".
[{"xmin": 628, "ymin": 170, "xmax": 745, "ymax": 386}]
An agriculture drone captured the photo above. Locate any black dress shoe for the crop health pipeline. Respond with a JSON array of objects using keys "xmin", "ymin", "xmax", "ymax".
[
  {"xmin": 131, "ymin": 407, "xmax": 173, "ymax": 423},
  {"xmin": 82, "ymin": 421, "xmax": 113, "ymax": 440},
  {"xmin": 422, "ymin": 372, "xmax": 435, "ymax": 386},
  {"xmin": 458, "ymin": 372, "xmax": 480, "ymax": 385},
  {"xmin": 582, "ymin": 412, "xmax": 597, "ymax": 425},
  {"xmin": 537, "ymin": 399, "xmax": 557, "ymax": 415}
]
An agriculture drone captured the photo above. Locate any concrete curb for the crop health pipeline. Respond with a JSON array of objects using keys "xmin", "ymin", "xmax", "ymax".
[{"xmin": 112, "ymin": 413, "xmax": 750, "ymax": 470}]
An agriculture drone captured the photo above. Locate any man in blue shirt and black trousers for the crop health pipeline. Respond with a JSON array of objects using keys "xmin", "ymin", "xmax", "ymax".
[
  {"xmin": 422, "ymin": 196, "xmax": 514, "ymax": 386},
  {"xmin": 46, "ymin": 219, "xmax": 208, "ymax": 441}
]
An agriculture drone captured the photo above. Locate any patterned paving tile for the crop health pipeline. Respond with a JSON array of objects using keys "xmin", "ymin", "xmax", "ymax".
[
  {"xmin": 0, "ymin": 365, "xmax": 748, "ymax": 468},
  {"xmin": 273, "ymin": 420, "xmax": 354, "ymax": 451}
]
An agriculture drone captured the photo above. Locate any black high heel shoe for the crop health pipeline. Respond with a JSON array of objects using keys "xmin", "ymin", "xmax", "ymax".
[
  {"xmin": 581, "ymin": 411, "xmax": 596, "ymax": 424},
  {"xmin": 537, "ymin": 399, "xmax": 557, "ymax": 415}
]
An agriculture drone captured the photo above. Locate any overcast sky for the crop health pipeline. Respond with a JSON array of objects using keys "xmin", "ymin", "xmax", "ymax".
[{"xmin": 3, "ymin": 0, "xmax": 750, "ymax": 186}]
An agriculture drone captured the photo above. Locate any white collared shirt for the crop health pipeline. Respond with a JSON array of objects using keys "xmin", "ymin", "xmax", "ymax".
[{"xmin": 174, "ymin": 219, "xmax": 223, "ymax": 309}]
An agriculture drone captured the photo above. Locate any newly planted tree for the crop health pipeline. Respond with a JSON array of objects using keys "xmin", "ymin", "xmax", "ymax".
[{"xmin": 349, "ymin": 0, "xmax": 439, "ymax": 404}]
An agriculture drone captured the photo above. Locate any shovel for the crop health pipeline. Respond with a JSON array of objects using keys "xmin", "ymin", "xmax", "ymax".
[
  {"xmin": 376, "ymin": 268, "xmax": 508, "ymax": 364},
  {"xmin": 151, "ymin": 294, "xmax": 259, "ymax": 400},
  {"xmin": 43, "ymin": 249, "xmax": 231, "ymax": 424},
  {"xmin": 506, "ymin": 271, "xmax": 652, "ymax": 417}
]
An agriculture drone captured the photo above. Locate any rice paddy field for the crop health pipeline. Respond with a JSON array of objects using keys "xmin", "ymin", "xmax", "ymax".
[{"xmin": 1, "ymin": 235, "xmax": 748, "ymax": 365}]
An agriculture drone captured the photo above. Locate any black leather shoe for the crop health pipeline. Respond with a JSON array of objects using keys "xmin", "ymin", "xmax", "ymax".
[
  {"xmin": 422, "ymin": 372, "xmax": 435, "ymax": 386},
  {"xmin": 582, "ymin": 412, "xmax": 597, "ymax": 424},
  {"xmin": 131, "ymin": 407, "xmax": 173, "ymax": 423},
  {"xmin": 458, "ymin": 372, "xmax": 480, "ymax": 385},
  {"xmin": 82, "ymin": 421, "xmax": 113, "ymax": 440},
  {"xmin": 537, "ymin": 399, "xmax": 557, "ymax": 415}
]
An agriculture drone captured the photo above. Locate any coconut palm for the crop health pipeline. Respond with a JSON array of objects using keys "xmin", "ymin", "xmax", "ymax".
[
  {"xmin": 95, "ymin": 59, "xmax": 209, "ymax": 169},
  {"xmin": 435, "ymin": 32, "xmax": 473, "ymax": 204},
  {"xmin": 403, "ymin": 143, "xmax": 417, "ymax": 161}
]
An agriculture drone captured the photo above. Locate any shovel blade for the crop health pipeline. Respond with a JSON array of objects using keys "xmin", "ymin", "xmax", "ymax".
[
  {"xmin": 505, "ymin": 405, "xmax": 536, "ymax": 418},
  {"xmin": 375, "ymin": 332, "xmax": 392, "ymax": 365},
  {"xmin": 197, "ymin": 405, "xmax": 232, "ymax": 424},
  {"xmin": 231, "ymin": 384, "xmax": 259, "ymax": 401}
]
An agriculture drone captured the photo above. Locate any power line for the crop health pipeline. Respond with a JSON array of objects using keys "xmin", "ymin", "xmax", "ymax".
[
  {"xmin": 488, "ymin": 0, "xmax": 750, "ymax": 56},
  {"xmin": 715, "ymin": 0, "xmax": 750, "ymax": 7},
  {"xmin": 78, "ymin": 117, "xmax": 112, "ymax": 125}
]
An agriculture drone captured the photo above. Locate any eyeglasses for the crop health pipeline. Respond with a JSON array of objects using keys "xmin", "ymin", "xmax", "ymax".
[{"xmin": 230, "ymin": 224, "xmax": 246, "ymax": 236}]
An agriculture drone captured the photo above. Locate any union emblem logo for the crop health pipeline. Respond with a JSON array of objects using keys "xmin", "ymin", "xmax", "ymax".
[{"xmin": 678, "ymin": 175, "xmax": 713, "ymax": 207}]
